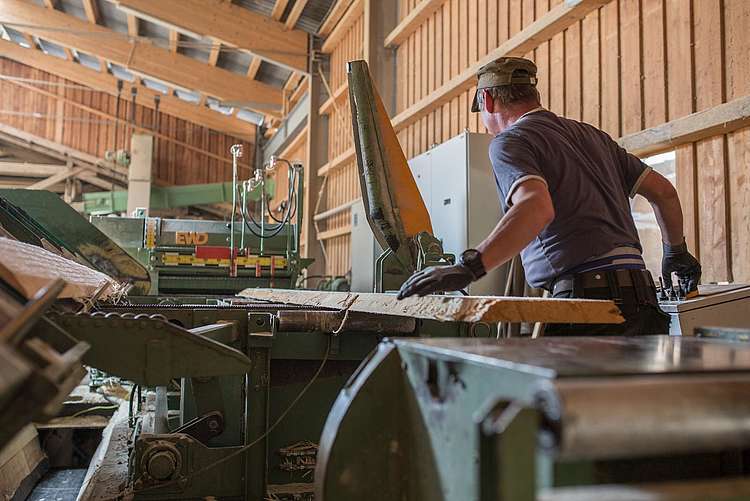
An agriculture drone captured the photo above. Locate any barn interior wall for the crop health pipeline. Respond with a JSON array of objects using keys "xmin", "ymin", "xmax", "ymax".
[
  {"xmin": 313, "ymin": 0, "xmax": 750, "ymax": 283},
  {"xmin": 0, "ymin": 58, "xmax": 255, "ymax": 187}
]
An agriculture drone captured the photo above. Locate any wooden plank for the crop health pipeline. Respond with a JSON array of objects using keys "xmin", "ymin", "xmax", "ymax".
[
  {"xmin": 0, "ymin": 39, "xmax": 255, "ymax": 140},
  {"xmin": 385, "ymin": 0, "xmax": 444, "ymax": 48},
  {"xmin": 1, "ymin": 0, "xmax": 283, "ymax": 112},
  {"xmin": 674, "ymin": 144, "xmax": 698, "ymax": 254},
  {"xmin": 565, "ymin": 20, "xmax": 582, "ymax": 120},
  {"xmin": 694, "ymin": 0, "xmax": 729, "ymax": 283},
  {"xmin": 115, "ymin": 0, "xmax": 308, "ymax": 73},
  {"xmin": 271, "ymin": 0, "xmax": 290, "ymax": 20},
  {"xmin": 318, "ymin": 146, "xmax": 355, "ymax": 176},
  {"xmin": 321, "ymin": 0, "xmax": 364, "ymax": 53},
  {"xmin": 27, "ymin": 165, "xmax": 86, "ymax": 190},
  {"xmin": 0, "ymin": 162, "xmax": 65, "ymax": 177},
  {"xmin": 391, "ymin": 0, "xmax": 612, "ymax": 133},
  {"xmin": 642, "ymin": 0, "xmax": 666, "ymax": 128},
  {"xmin": 600, "ymin": 0, "xmax": 620, "ymax": 137},
  {"xmin": 619, "ymin": 0, "xmax": 642, "ymax": 134},
  {"xmin": 126, "ymin": 13, "xmax": 139, "ymax": 37},
  {"xmin": 581, "ymin": 9, "xmax": 600, "ymax": 126},
  {"xmin": 319, "ymin": 0, "xmax": 352, "ymax": 36},
  {"xmin": 238, "ymin": 289, "xmax": 625, "ymax": 324},
  {"xmin": 617, "ymin": 95, "xmax": 750, "ymax": 157},
  {"xmin": 81, "ymin": 0, "xmax": 101, "ymax": 24},
  {"xmin": 318, "ymin": 225, "xmax": 352, "ymax": 240},
  {"xmin": 169, "ymin": 30, "xmax": 179, "ymax": 52}
]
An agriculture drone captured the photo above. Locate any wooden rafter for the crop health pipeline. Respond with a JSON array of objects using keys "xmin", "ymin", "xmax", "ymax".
[
  {"xmin": 28, "ymin": 166, "xmax": 86, "ymax": 190},
  {"xmin": 384, "ymin": 0, "xmax": 442, "ymax": 48},
  {"xmin": 321, "ymin": 0, "xmax": 363, "ymax": 53},
  {"xmin": 169, "ymin": 30, "xmax": 179, "ymax": 53},
  {"xmin": 113, "ymin": 0, "xmax": 308, "ymax": 73},
  {"xmin": 271, "ymin": 0, "xmax": 290, "ymax": 20},
  {"xmin": 208, "ymin": 38, "xmax": 221, "ymax": 66},
  {"xmin": 81, "ymin": 0, "xmax": 101, "ymax": 24},
  {"xmin": 285, "ymin": 0, "xmax": 309, "ymax": 29},
  {"xmin": 318, "ymin": 0, "xmax": 351, "ymax": 37},
  {"xmin": 126, "ymin": 14, "xmax": 139, "ymax": 37},
  {"xmin": 246, "ymin": 57, "xmax": 262, "ymax": 79},
  {"xmin": 0, "ymin": 38, "xmax": 255, "ymax": 141},
  {"xmin": 0, "ymin": 0, "xmax": 283, "ymax": 116}
]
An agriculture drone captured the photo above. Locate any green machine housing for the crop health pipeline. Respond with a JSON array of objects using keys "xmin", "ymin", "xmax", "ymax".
[{"xmin": 90, "ymin": 216, "xmax": 310, "ymax": 295}]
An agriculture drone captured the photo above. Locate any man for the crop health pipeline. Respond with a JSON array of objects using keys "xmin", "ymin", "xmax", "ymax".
[{"xmin": 397, "ymin": 57, "xmax": 701, "ymax": 336}]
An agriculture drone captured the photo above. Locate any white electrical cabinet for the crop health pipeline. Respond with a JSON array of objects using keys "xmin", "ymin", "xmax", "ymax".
[
  {"xmin": 408, "ymin": 131, "xmax": 506, "ymax": 295},
  {"xmin": 350, "ymin": 132, "xmax": 507, "ymax": 294}
]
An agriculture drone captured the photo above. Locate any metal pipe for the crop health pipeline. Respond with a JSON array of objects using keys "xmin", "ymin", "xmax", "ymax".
[
  {"xmin": 537, "ymin": 374, "xmax": 750, "ymax": 461},
  {"xmin": 277, "ymin": 310, "xmax": 416, "ymax": 334},
  {"xmin": 229, "ymin": 144, "xmax": 243, "ymax": 277}
]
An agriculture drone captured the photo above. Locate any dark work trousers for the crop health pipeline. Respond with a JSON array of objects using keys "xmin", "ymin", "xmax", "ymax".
[{"xmin": 544, "ymin": 271, "xmax": 672, "ymax": 336}]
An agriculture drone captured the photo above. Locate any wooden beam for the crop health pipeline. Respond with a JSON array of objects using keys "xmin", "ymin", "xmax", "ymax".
[
  {"xmin": 383, "ymin": 0, "xmax": 443, "ymax": 48},
  {"xmin": 318, "ymin": 0, "xmax": 352, "ymax": 37},
  {"xmin": 0, "ymin": 162, "xmax": 65, "ymax": 177},
  {"xmin": 208, "ymin": 39, "xmax": 221, "ymax": 66},
  {"xmin": 81, "ymin": 0, "xmax": 101, "ymax": 24},
  {"xmin": 0, "ymin": 39, "xmax": 256, "ymax": 140},
  {"xmin": 126, "ymin": 14, "xmax": 139, "ymax": 37},
  {"xmin": 246, "ymin": 57, "xmax": 262, "ymax": 79},
  {"xmin": 390, "ymin": 0, "xmax": 612, "ymax": 132},
  {"xmin": 0, "ymin": 123, "xmax": 127, "ymax": 183},
  {"xmin": 238, "ymin": 289, "xmax": 625, "ymax": 324},
  {"xmin": 619, "ymin": 95, "xmax": 750, "ymax": 157},
  {"xmin": 317, "ymin": 146, "xmax": 355, "ymax": 175},
  {"xmin": 0, "ymin": 0, "xmax": 283, "ymax": 114},
  {"xmin": 42, "ymin": 0, "xmax": 56, "ymax": 8},
  {"xmin": 318, "ymin": 225, "xmax": 351, "ymax": 240},
  {"xmin": 114, "ymin": 0, "xmax": 308, "ymax": 73},
  {"xmin": 271, "ymin": 0, "xmax": 290, "ymax": 21},
  {"xmin": 319, "ymin": 82, "xmax": 346, "ymax": 114},
  {"xmin": 321, "ymin": 0, "xmax": 363, "ymax": 53},
  {"xmin": 28, "ymin": 165, "xmax": 86, "ymax": 190},
  {"xmin": 169, "ymin": 30, "xmax": 179, "ymax": 53},
  {"xmin": 285, "ymin": 0, "xmax": 309, "ymax": 29}
]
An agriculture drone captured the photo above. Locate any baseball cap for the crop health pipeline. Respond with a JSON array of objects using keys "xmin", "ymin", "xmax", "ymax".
[{"xmin": 471, "ymin": 57, "xmax": 538, "ymax": 112}]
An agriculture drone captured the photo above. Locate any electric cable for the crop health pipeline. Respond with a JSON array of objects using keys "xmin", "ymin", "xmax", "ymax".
[{"xmin": 100, "ymin": 337, "xmax": 331, "ymax": 500}]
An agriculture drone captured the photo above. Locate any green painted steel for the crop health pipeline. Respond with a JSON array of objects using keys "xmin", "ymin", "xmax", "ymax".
[
  {"xmin": 82, "ymin": 179, "xmax": 276, "ymax": 215},
  {"xmin": 0, "ymin": 189, "xmax": 151, "ymax": 293}
]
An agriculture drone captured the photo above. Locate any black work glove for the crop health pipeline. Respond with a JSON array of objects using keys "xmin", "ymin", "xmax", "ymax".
[
  {"xmin": 397, "ymin": 264, "xmax": 475, "ymax": 299},
  {"xmin": 662, "ymin": 240, "xmax": 701, "ymax": 293}
]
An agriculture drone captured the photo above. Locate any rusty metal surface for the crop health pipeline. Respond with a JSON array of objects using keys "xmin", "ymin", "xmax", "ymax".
[{"xmin": 394, "ymin": 336, "xmax": 750, "ymax": 377}]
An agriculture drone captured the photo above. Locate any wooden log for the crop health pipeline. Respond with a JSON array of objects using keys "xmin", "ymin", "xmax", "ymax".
[{"xmin": 238, "ymin": 289, "xmax": 624, "ymax": 324}]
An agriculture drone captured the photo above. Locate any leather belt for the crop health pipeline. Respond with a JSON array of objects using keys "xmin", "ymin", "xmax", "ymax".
[{"xmin": 551, "ymin": 269, "xmax": 658, "ymax": 306}]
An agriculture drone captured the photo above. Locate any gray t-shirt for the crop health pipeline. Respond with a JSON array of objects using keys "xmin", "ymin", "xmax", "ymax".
[{"xmin": 489, "ymin": 109, "xmax": 651, "ymax": 288}]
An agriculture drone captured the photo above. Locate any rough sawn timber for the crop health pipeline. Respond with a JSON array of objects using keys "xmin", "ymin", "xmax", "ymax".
[{"xmin": 239, "ymin": 289, "xmax": 624, "ymax": 324}]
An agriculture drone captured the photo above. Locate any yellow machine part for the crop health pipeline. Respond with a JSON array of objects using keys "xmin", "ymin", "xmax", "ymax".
[{"xmin": 162, "ymin": 254, "xmax": 287, "ymax": 268}]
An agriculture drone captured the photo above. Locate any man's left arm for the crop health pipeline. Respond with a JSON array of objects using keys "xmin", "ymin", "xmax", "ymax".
[{"xmin": 397, "ymin": 179, "xmax": 554, "ymax": 299}]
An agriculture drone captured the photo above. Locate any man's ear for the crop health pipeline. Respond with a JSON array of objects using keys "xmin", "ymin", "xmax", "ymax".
[{"xmin": 483, "ymin": 89, "xmax": 494, "ymax": 113}]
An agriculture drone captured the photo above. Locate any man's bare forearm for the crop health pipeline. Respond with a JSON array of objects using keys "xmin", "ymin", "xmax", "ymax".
[
  {"xmin": 636, "ymin": 171, "xmax": 684, "ymax": 245},
  {"xmin": 477, "ymin": 180, "xmax": 554, "ymax": 271}
]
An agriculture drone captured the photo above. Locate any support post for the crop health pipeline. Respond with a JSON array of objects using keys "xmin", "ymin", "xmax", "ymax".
[
  {"xmin": 304, "ymin": 38, "xmax": 328, "ymax": 277},
  {"xmin": 127, "ymin": 133, "xmax": 153, "ymax": 215},
  {"xmin": 364, "ymin": 0, "xmax": 398, "ymax": 115}
]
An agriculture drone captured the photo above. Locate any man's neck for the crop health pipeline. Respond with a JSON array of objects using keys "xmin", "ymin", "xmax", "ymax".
[{"xmin": 490, "ymin": 102, "xmax": 542, "ymax": 134}]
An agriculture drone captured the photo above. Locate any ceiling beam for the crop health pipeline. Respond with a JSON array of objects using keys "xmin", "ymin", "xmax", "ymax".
[
  {"xmin": 114, "ymin": 0, "xmax": 308, "ymax": 73},
  {"xmin": 28, "ymin": 165, "xmax": 86, "ymax": 190},
  {"xmin": 0, "ymin": 162, "xmax": 65, "ymax": 177},
  {"xmin": 208, "ymin": 39, "xmax": 221, "ymax": 66},
  {"xmin": 285, "ymin": 0, "xmax": 309, "ymax": 29},
  {"xmin": 126, "ymin": 14, "xmax": 139, "ymax": 37},
  {"xmin": 81, "ymin": 0, "xmax": 101, "ymax": 24},
  {"xmin": 169, "ymin": 29, "xmax": 179, "ymax": 52},
  {"xmin": 0, "ymin": 39, "xmax": 255, "ymax": 140},
  {"xmin": 42, "ymin": 0, "xmax": 57, "ymax": 8},
  {"xmin": 246, "ymin": 57, "xmax": 261, "ymax": 79},
  {"xmin": 0, "ymin": 0, "xmax": 283, "ymax": 115},
  {"xmin": 271, "ymin": 0, "xmax": 290, "ymax": 20},
  {"xmin": 318, "ymin": 0, "xmax": 351, "ymax": 37}
]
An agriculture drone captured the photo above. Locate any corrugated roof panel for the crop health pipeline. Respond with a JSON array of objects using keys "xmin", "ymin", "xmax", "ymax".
[
  {"xmin": 256, "ymin": 61, "xmax": 292, "ymax": 88},
  {"xmin": 180, "ymin": 34, "xmax": 210, "ymax": 64},
  {"xmin": 58, "ymin": 0, "xmax": 88, "ymax": 22},
  {"xmin": 234, "ymin": 0, "xmax": 336, "ymax": 34},
  {"xmin": 138, "ymin": 18, "xmax": 170, "ymax": 50},
  {"xmin": 217, "ymin": 49, "xmax": 252, "ymax": 75},
  {"xmin": 98, "ymin": 0, "xmax": 129, "ymax": 34}
]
